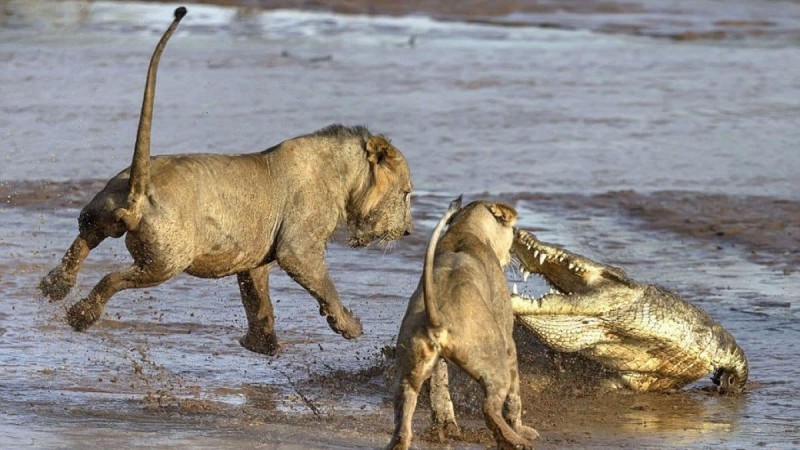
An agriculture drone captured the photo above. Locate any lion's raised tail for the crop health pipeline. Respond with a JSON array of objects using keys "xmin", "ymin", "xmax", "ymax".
[
  {"xmin": 115, "ymin": 7, "xmax": 187, "ymax": 231},
  {"xmin": 423, "ymin": 195, "xmax": 462, "ymax": 329}
]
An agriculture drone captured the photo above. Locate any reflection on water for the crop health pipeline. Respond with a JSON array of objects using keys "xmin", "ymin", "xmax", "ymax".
[{"xmin": 1, "ymin": 0, "xmax": 799, "ymax": 448}]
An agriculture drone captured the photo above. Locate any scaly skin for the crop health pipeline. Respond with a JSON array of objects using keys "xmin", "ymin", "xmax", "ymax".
[{"xmin": 511, "ymin": 228, "xmax": 749, "ymax": 394}]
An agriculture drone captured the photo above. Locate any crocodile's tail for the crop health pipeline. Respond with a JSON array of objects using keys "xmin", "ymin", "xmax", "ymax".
[
  {"xmin": 114, "ymin": 7, "xmax": 187, "ymax": 231},
  {"xmin": 423, "ymin": 195, "xmax": 462, "ymax": 329}
]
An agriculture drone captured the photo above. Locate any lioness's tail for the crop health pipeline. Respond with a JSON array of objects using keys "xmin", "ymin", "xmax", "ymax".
[
  {"xmin": 115, "ymin": 7, "xmax": 187, "ymax": 231},
  {"xmin": 423, "ymin": 195, "xmax": 462, "ymax": 329}
]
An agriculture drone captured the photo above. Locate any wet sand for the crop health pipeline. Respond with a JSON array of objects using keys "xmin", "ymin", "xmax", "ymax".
[{"xmin": 3, "ymin": 180, "xmax": 797, "ymax": 448}]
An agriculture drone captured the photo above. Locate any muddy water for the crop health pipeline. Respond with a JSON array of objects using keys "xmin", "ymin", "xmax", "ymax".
[{"xmin": 1, "ymin": 1, "xmax": 799, "ymax": 448}]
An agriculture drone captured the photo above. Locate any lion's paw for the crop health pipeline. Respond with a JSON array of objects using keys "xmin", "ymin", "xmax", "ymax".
[
  {"xmin": 239, "ymin": 331, "xmax": 280, "ymax": 356},
  {"xmin": 39, "ymin": 268, "xmax": 75, "ymax": 302},
  {"xmin": 66, "ymin": 300, "xmax": 102, "ymax": 331},
  {"xmin": 326, "ymin": 308, "xmax": 363, "ymax": 339}
]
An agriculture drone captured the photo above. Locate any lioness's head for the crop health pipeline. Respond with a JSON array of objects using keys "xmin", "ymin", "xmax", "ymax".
[
  {"xmin": 447, "ymin": 201, "xmax": 517, "ymax": 266},
  {"xmin": 348, "ymin": 135, "xmax": 413, "ymax": 247}
]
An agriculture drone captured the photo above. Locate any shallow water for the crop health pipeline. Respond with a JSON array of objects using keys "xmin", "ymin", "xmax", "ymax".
[{"xmin": 1, "ymin": 1, "xmax": 799, "ymax": 448}]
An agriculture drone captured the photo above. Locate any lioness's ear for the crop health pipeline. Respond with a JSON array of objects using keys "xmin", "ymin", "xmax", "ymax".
[
  {"xmin": 365, "ymin": 135, "xmax": 399, "ymax": 165},
  {"xmin": 488, "ymin": 203, "xmax": 517, "ymax": 227}
]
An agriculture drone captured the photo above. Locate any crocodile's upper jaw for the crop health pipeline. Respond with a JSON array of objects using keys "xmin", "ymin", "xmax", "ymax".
[{"xmin": 512, "ymin": 228, "xmax": 631, "ymax": 296}]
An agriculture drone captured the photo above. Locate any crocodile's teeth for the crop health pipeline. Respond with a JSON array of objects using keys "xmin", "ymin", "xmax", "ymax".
[
  {"xmin": 512, "ymin": 283, "xmax": 518, "ymax": 295},
  {"xmin": 533, "ymin": 249, "xmax": 540, "ymax": 258},
  {"xmin": 538, "ymin": 253, "xmax": 547, "ymax": 265},
  {"xmin": 558, "ymin": 255, "xmax": 565, "ymax": 262},
  {"xmin": 568, "ymin": 263, "xmax": 574, "ymax": 271},
  {"xmin": 526, "ymin": 243, "xmax": 531, "ymax": 250},
  {"xmin": 522, "ymin": 271, "xmax": 530, "ymax": 282}
]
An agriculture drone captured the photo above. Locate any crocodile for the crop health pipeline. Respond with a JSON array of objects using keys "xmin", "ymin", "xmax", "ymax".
[{"xmin": 510, "ymin": 228, "xmax": 748, "ymax": 394}]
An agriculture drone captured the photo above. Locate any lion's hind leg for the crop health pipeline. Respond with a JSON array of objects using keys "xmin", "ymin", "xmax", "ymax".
[
  {"xmin": 237, "ymin": 265, "xmax": 280, "ymax": 355},
  {"xmin": 66, "ymin": 262, "xmax": 182, "ymax": 331},
  {"xmin": 41, "ymin": 191, "xmax": 128, "ymax": 302},
  {"xmin": 40, "ymin": 231, "xmax": 106, "ymax": 302}
]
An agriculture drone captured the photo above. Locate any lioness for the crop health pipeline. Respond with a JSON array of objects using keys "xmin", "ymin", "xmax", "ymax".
[
  {"xmin": 388, "ymin": 197, "xmax": 537, "ymax": 450},
  {"xmin": 38, "ymin": 7, "xmax": 413, "ymax": 355}
]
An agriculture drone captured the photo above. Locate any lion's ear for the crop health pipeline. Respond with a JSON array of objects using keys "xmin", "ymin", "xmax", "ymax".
[
  {"xmin": 488, "ymin": 203, "xmax": 517, "ymax": 227},
  {"xmin": 365, "ymin": 135, "xmax": 399, "ymax": 165}
]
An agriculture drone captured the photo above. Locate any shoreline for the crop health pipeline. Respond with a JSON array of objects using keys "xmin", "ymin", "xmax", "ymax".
[{"xmin": 5, "ymin": 179, "xmax": 797, "ymax": 271}]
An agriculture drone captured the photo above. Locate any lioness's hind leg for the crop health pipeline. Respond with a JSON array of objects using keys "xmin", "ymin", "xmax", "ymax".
[
  {"xmin": 482, "ymin": 379, "xmax": 533, "ymax": 450},
  {"xmin": 66, "ymin": 264, "xmax": 180, "ymax": 331},
  {"xmin": 237, "ymin": 265, "xmax": 280, "ymax": 355},
  {"xmin": 457, "ymin": 355, "xmax": 533, "ymax": 450},
  {"xmin": 428, "ymin": 358, "xmax": 460, "ymax": 438},
  {"xmin": 387, "ymin": 344, "xmax": 439, "ymax": 450},
  {"xmin": 504, "ymin": 346, "xmax": 539, "ymax": 442},
  {"xmin": 40, "ymin": 233, "xmax": 104, "ymax": 302}
]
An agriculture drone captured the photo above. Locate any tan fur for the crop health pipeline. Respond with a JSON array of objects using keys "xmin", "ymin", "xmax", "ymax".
[
  {"xmin": 387, "ymin": 199, "xmax": 538, "ymax": 450},
  {"xmin": 38, "ymin": 9, "xmax": 413, "ymax": 356}
]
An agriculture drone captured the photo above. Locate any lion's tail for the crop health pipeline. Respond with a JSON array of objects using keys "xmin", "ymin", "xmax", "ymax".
[
  {"xmin": 423, "ymin": 195, "xmax": 462, "ymax": 329},
  {"xmin": 115, "ymin": 7, "xmax": 187, "ymax": 231}
]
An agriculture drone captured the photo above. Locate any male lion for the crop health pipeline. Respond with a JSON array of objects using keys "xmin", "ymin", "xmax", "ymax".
[
  {"xmin": 388, "ymin": 197, "xmax": 538, "ymax": 450},
  {"xmin": 38, "ymin": 7, "xmax": 413, "ymax": 355}
]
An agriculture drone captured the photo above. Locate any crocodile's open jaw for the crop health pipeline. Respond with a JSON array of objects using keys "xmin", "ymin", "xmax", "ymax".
[
  {"xmin": 512, "ymin": 227, "xmax": 749, "ymax": 394},
  {"xmin": 512, "ymin": 228, "xmax": 632, "ymax": 296}
]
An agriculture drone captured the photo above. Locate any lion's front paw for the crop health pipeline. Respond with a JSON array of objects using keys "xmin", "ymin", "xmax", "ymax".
[
  {"xmin": 326, "ymin": 307, "xmax": 363, "ymax": 339},
  {"xmin": 39, "ymin": 268, "xmax": 75, "ymax": 302},
  {"xmin": 239, "ymin": 331, "xmax": 280, "ymax": 356},
  {"xmin": 66, "ymin": 300, "xmax": 102, "ymax": 331}
]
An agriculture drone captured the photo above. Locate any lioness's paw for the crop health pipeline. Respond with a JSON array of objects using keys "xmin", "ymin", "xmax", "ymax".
[
  {"xmin": 502, "ymin": 438, "xmax": 534, "ymax": 450},
  {"xmin": 39, "ymin": 269, "xmax": 75, "ymax": 302},
  {"xmin": 66, "ymin": 300, "xmax": 102, "ymax": 331},
  {"xmin": 517, "ymin": 425, "xmax": 540, "ymax": 442},
  {"xmin": 424, "ymin": 420, "xmax": 461, "ymax": 442},
  {"xmin": 239, "ymin": 332, "xmax": 281, "ymax": 356},
  {"xmin": 326, "ymin": 308, "xmax": 363, "ymax": 339}
]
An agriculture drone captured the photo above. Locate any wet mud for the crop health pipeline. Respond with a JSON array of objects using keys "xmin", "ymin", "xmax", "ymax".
[{"xmin": 3, "ymin": 180, "xmax": 798, "ymax": 448}]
